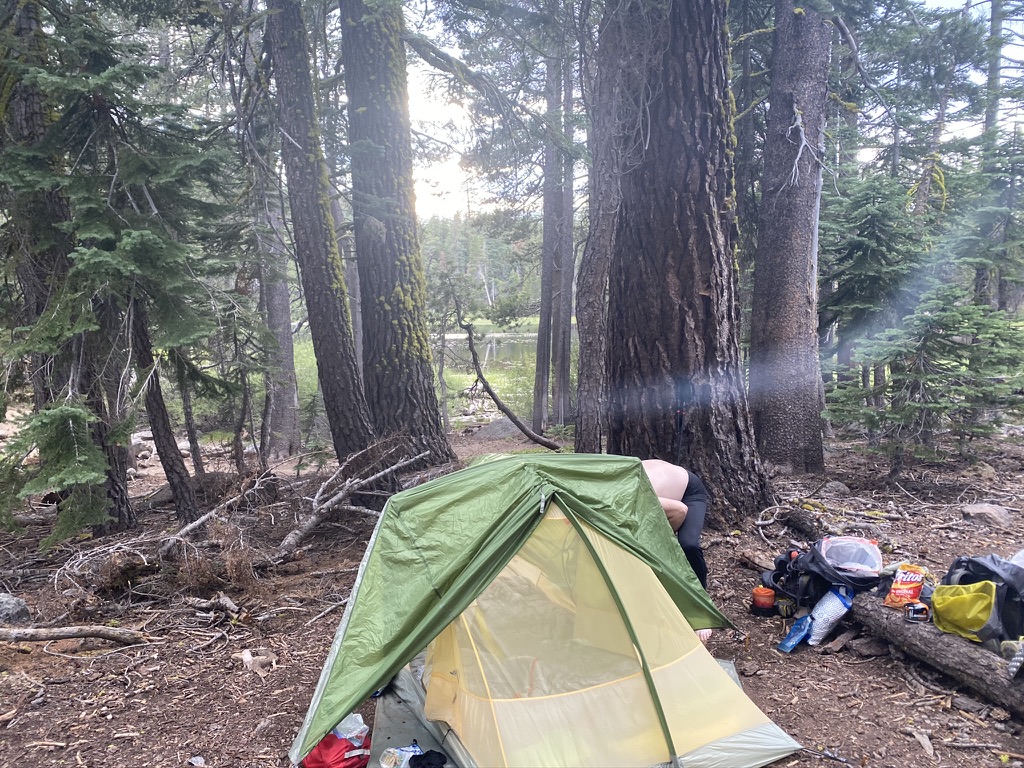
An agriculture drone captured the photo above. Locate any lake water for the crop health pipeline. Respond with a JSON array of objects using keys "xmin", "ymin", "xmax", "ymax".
[{"xmin": 442, "ymin": 333, "xmax": 538, "ymax": 369}]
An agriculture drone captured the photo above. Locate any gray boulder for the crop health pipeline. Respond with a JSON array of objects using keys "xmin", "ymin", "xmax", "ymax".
[
  {"xmin": 0, "ymin": 593, "xmax": 30, "ymax": 625},
  {"xmin": 819, "ymin": 480, "xmax": 852, "ymax": 497},
  {"xmin": 960, "ymin": 502, "xmax": 1013, "ymax": 530}
]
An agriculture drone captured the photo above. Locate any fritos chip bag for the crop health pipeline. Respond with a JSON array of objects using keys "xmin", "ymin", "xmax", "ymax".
[{"xmin": 884, "ymin": 563, "xmax": 929, "ymax": 609}]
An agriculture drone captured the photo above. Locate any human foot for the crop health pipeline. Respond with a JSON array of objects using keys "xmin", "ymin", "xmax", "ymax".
[{"xmin": 696, "ymin": 628, "xmax": 713, "ymax": 645}]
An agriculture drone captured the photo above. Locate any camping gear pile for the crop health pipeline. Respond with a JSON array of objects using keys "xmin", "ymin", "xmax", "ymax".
[
  {"xmin": 758, "ymin": 538, "xmax": 1024, "ymax": 680},
  {"xmin": 763, "ymin": 536, "xmax": 883, "ymax": 652},
  {"xmin": 292, "ymin": 454, "xmax": 802, "ymax": 768}
]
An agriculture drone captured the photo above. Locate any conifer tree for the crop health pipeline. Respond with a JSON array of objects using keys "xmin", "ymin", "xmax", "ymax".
[{"xmin": 1, "ymin": 4, "xmax": 236, "ymax": 532}]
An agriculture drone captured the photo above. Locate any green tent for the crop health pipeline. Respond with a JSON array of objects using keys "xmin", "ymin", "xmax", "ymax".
[{"xmin": 290, "ymin": 453, "xmax": 799, "ymax": 767}]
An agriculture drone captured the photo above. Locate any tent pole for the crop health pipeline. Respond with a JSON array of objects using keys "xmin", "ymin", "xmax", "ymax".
[
  {"xmin": 562, "ymin": 507, "xmax": 680, "ymax": 764},
  {"xmin": 460, "ymin": 612, "xmax": 512, "ymax": 766}
]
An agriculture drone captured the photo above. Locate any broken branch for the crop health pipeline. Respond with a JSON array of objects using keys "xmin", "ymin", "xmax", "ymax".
[{"xmin": 0, "ymin": 625, "xmax": 148, "ymax": 646}]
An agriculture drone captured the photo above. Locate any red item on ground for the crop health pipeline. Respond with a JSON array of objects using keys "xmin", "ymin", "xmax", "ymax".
[{"xmin": 302, "ymin": 733, "xmax": 371, "ymax": 768}]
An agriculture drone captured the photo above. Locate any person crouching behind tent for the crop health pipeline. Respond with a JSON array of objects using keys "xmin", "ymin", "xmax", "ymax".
[{"xmin": 642, "ymin": 459, "xmax": 713, "ymax": 642}]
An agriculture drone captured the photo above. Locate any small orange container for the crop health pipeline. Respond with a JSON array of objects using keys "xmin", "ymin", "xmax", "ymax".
[{"xmin": 751, "ymin": 586, "xmax": 776, "ymax": 616}]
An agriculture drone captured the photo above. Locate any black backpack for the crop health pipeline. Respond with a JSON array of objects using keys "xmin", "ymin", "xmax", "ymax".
[
  {"xmin": 763, "ymin": 540, "xmax": 882, "ymax": 608},
  {"xmin": 942, "ymin": 554, "xmax": 1024, "ymax": 643}
]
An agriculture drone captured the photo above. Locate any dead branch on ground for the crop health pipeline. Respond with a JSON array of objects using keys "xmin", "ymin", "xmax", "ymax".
[
  {"xmin": 0, "ymin": 625, "xmax": 148, "ymax": 645},
  {"xmin": 271, "ymin": 444, "xmax": 430, "ymax": 563},
  {"xmin": 452, "ymin": 294, "xmax": 561, "ymax": 452}
]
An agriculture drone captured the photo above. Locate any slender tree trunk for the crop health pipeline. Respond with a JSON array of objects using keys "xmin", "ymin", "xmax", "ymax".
[
  {"xmin": 259, "ymin": 204, "xmax": 300, "ymax": 460},
  {"xmin": 266, "ymin": 0, "xmax": 376, "ymax": 460},
  {"xmin": 891, "ymin": 66, "xmax": 901, "ymax": 178},
  {"xmin": 232, "ymin": 329, "xmax": 252, "ymax": 475},
  {"xmin": 977, "ymin": 0, "xmax": 1004, "ymax": 309},
  {"xmin": 331, "ymin": 199, "xmax": 364, "ymax": 381},
  {"xmin": 533, "ymin": 58, "xmax": 560, "ymax": 434},
  {"xmin": 131, "ymin": 302, "xmax": 200, "ymax": 525},
  {"xmin": 178, "ymin": 365, "xmax": 206, "ymax": 478},
  {"xmin": 552, "ymin": 51, "xmax": 575, "ymax": 427},
  {"xmin": 339, "ymin": 0, "xmax": 454, "ymax": 465},
  {"xmin": 913, "ymin": 91, "xmax": 948, "ymax": 218},
  {"xmin": 985, "ymin": 0, "xmax": 1003, "ymax": 142},
  {"xmin": 733, "ymin": 0, "xmax": 762, "ymax": 276},
  {"xmin": 88, "ymin": 301, "xmax": 134, "ymax": 531},
  {"xmin": 606, "ymin": 0, "xmax": 771, "ymax": 520},
  {"xmin": 748, "ymin": 0, "xmax": 829, "ymax": 474}
]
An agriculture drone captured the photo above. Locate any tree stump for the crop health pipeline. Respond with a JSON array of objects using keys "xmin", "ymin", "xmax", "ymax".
[{"xmin": 851, "ymin": 593, "xmax": 1024, "ymax": 719}]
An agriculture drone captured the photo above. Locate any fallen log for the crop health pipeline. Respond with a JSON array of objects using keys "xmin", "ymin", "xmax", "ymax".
[
  {"xmin": 776, "ymin": 506, "xmax": 825, "ymax": 540},
  {"xmin": 850, "ymin": 593, "xmax": 1024, "ymax": 719},
  {"xmin": 0, "ymin": 625, "xmax": 148, "ymax": 646}
]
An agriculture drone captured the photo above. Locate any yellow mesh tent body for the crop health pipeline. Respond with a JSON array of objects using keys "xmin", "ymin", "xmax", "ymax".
[{"xmin": 423, "ymin": 504, "xmax": 797, "ymax": 768}]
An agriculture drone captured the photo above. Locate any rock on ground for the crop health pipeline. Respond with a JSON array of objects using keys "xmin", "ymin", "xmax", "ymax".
[{"xmin": 0, "ymin": 594, "xmax": 30, "ymax": 625}]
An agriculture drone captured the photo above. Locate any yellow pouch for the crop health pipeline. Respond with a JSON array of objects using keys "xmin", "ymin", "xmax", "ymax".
[{"xmin": 931, "ymin": 580, "xmax": 998, "ymax": 642}]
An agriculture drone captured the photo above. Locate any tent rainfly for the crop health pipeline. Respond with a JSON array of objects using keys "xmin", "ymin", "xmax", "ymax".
[{"xmin": 291, "ymin": 453, "xmax": 800, "ymax": 768}]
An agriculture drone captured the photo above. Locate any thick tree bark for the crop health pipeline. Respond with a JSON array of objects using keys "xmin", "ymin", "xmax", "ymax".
[
  {"xmin": 605, "ymin": 0, "xmax": 771, "ymax": 520},
  {"xmin": 4, "ymin": 0, "xmax": 74, "ymax": 409},
  {"xmin": 748, "ymin": 0, "xmax": 829, "ymax": 474},
  {"xmin": 132, "ymin": 303, "xmax": 201, "ymax": 525},
  {"xmin": 851, "ymin": 593, "xmax": 1024, "ymax": 720},
  {"xmin": 573, "ymin": 0, "xmax": 625, "ymax": 454},
  {"xmin": 266, "ymin": 0, "xmax": 376, "ymax": 460},
  {"xmin": 339, "ymin": 0, "xmax": 454, "ymax": 466}
]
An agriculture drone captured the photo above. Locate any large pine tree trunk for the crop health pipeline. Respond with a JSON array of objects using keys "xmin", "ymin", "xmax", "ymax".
[
  {"xmin": 573, "ymin": 0, "xmax": 627, "ymax": 454},
  {"xmin": 606, "ymin": 0, "xmax": 770, "ymax": 520},
  {"xmin": 747, "ymin": 0, "xmax": 829, "ymax": 474},
  {"xmin": 266, "ymin": 0, "xmax": 375, "ymax": 461},
  {"xmin": 4, "ymin": 0, "xmax": 74, "ymax": 410},
  {"xmin": 339, "ymin": 0, "xmax": 454, "ymax": 466}
]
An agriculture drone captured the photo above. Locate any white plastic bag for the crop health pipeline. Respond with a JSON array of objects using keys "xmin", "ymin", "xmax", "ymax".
[
  {"xmin": 818, "ymin": 536, "xmax": 883, "ymax": 575},
  {"xmin": 332, "ymin": 713, "xmax": 369, "ymax": 748},
  {"xmin": 807, "ymin": 587, "xmax": 853, "ymax": 645}
]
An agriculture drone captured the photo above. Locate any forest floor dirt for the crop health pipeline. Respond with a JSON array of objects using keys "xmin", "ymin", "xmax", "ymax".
[{"xmin": 2, "ymin": 426, "xmax": 1024, "ymax": 768}]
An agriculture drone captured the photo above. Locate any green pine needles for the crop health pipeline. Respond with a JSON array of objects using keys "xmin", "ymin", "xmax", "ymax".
[
  {"xmin": 828, "ymin": 283, "xmax": 1024, "ymax": 472},
  {"xmin": 0, "ymin": 404, "xmax": 114, "ymax": 542}
]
